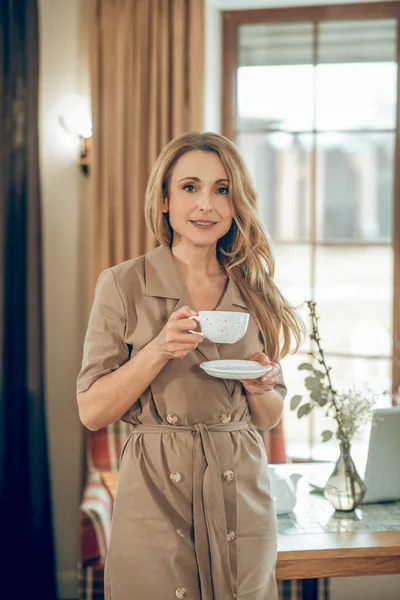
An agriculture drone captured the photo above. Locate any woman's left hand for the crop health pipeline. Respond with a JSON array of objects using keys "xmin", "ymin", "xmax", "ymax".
[{"xmin": 239, "ymin": 352, "xmax": 281, "ymax": 396}]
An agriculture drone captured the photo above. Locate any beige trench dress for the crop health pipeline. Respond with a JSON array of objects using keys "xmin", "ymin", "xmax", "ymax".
[{"xmin": 77, "ymin": 244, "xmax": 286, "ymax": 600}]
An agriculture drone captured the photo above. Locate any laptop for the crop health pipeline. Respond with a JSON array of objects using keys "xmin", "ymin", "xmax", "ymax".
[{"xmin": 310, "ymin": 406, "xmax": 400, "ymax": 504}]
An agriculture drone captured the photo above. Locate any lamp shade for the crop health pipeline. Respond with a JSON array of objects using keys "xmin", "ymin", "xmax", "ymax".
[{"xmin": 59, "ymin": 94, "xmax": 92, "ymax": 138}]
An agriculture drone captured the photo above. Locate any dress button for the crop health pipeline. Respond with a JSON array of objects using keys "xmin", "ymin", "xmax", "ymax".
[
  {"xmin": 167, "ymin": 413, "xmax": 179, "ymax": 425},
  {"xmin": 175, "ymin": 588, "xmax": 187, "ymax": 598},
  {"xmin": 227, "ymin": 530, "xmax": 236, "ymax": 542},
  {"xmin": 220, "ymin": 413, "xmax": 232, "ymax": 424},
  {"xmin": 170, "ymin": 472, "xmax": 182, "ymax": 483},
  {"xmin": 223, "ymin": 469, "xmax": 235, "ymax": 482},
  {"xmin": 176, "ymin": 528, "xmax": 185, "ymax": 538}
]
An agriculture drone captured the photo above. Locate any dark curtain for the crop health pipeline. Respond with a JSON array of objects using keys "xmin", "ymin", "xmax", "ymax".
[{"xmin": 0, "ymin": 1, "xmax": 57, "ymax": 597}]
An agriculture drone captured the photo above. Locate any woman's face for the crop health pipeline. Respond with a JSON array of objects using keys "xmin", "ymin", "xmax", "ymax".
[{"xmin": 163, "ymin": 150, "xmax": 233, "ymax": 248}]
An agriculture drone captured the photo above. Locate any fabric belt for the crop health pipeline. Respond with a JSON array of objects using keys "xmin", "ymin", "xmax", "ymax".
[{"xmin": 131, "ymin": 421, "xmax": 250, "ymax": 600}]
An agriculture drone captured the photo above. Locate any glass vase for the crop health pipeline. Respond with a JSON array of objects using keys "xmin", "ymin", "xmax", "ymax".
[{"xmin": 323, "ymin": 441, "xmax": 366, "ymax": 512}]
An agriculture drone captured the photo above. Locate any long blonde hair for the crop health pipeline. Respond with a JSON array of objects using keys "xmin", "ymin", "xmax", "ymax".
[{"xmin": 145, "ymin": 131, "xmax": 304, "ymax": 361}]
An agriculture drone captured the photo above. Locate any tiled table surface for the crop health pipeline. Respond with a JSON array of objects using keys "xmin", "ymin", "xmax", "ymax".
[{"xmin": 274, "ymin": 463, "xmax": 400, "ymax": 535}]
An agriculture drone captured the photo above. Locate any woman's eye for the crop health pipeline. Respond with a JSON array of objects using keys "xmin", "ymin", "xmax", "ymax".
[
  {"xmin": 217, "ymin": 187, "xmax": 229, "ymax": 195},
  {"xmin": 183, "ymin": 184, "xmax": 196, "ymax": 192}
]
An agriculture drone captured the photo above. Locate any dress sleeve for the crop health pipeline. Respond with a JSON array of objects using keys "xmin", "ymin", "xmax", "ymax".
[{"xmin": 76, "ymin": 268, "xmax": 129, "ymax": 394}]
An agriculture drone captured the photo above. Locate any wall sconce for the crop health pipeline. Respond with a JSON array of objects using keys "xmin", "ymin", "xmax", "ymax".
[
  {"xmin": 79, "ymin": 136, "xmax": 91, "ymax": 176},
  {"xmin": 58, "ymin": 95, "xmax": 92, "ymax": 176}
]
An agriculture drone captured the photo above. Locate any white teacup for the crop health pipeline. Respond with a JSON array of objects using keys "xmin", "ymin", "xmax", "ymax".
[{"xmin": 189, "ymin": 311, "xmax": 249, "ymax": 344}]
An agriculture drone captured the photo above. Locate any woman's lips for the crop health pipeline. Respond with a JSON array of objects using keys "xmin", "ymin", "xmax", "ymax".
[{"xmin": 190, "ymin": 220, "xmax": 217, "ymax": 229}]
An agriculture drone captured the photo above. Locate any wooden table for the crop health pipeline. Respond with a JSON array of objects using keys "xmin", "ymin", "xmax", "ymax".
[
  {"xmin": 272, "ymin": 463, "xmax": 400, "ymax": 599},
  {"xmin": 101, "ymin": 463, "xmax": 400, "ymax": 593}
]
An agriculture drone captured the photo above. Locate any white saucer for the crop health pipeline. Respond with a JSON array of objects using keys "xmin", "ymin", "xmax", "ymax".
[{"xmin": 199, "ymin": 360, "xmax": 273, "ymax": 380}]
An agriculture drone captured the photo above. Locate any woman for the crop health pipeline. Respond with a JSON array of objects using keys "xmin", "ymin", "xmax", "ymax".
[{"xmin": 77, "ymin": 131, "xmax": 303, "ymax": 600}]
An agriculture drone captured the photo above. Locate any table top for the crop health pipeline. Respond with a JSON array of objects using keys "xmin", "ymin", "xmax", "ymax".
[
  {"xmin": 274, "ymin": 463, "xmax": 400, "ymax": 535},
  {"xmin": 101, "ymin": 462, "xmax": 400, "ymax": 580},
  {"xmin": 273, "ymin": 463, "xmax": 400, "ymax": 579}
]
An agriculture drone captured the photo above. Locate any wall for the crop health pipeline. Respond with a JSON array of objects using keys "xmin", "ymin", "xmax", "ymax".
[
  {"xmin": 205, "ymin": 1, "xmax": 400, "ymax": 599},
  {"xmin": 38, "ymin": 0, "xmax": 90, "ymax": 597}
]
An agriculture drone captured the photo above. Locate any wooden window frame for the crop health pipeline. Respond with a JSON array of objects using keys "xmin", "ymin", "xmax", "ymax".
[{"xmin": 221, "ymin": 2, "xmax": 400, "ymax": 396}]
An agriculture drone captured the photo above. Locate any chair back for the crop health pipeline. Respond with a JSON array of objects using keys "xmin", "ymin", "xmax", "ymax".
[{"xmin": 87, "ymin": 421, "xmax": 131, "ymax": 472}]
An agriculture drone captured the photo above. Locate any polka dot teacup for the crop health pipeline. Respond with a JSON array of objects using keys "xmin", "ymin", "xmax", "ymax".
[{"xmin": 189, "ymin": 311, "xmax": 249, "ymax": 344}]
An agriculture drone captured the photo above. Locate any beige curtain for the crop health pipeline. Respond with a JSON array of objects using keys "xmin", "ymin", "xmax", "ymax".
[{"xmin": 89, "ymin": 0, "xmax": 205, "ymax": 295}]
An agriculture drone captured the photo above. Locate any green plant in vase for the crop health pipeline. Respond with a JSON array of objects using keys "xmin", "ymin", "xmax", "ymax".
[{"xmin": 290, "ymin": 300, "xmax": 378, "ymax": 512}]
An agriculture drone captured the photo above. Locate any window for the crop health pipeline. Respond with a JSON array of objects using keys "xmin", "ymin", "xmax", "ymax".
[{"xmin": 222, "ymin": 4, "xmax": 400, "ymax": 459}]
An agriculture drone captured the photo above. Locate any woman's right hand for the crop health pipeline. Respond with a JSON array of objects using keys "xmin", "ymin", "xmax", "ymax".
[{"xmin": 152, "ymin": 305, "xmax": 204, "ymax": 360}]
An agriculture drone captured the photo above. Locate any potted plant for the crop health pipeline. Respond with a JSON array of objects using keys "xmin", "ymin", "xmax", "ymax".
[{"xmin": 290, "ymin": 300, "xmax": 378, "ymax": 511}]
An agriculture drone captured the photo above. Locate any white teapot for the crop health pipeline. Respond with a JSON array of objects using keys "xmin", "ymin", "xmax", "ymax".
[{"xmin": 268, "ymin": 466, "xmax": 302, "ymax": 515}]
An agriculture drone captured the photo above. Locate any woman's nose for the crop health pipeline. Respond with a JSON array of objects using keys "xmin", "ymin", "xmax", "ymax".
[{"xmin": 197, "ymin": 190, "xmax": 213, "ymax": 211}]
